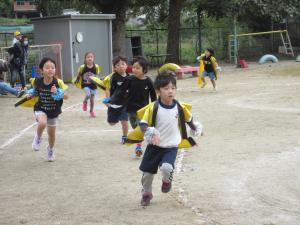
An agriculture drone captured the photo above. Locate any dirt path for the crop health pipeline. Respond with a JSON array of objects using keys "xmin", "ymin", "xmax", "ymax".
[{"xmin": 0, "ymin": 61, "xmax": 299, "ymax": 225}]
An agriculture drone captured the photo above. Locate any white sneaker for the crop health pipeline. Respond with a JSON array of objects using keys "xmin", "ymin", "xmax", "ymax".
[
  {"xmin": 32, "ymin": 135, "xmax": 42, "ymax": 151},
  {"xmin": 47, "ymin": 147, "xmax": 55, "ymax": 162}
]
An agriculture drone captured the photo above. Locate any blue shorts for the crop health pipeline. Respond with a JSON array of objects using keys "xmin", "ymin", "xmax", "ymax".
[
  {"xmin": 140, "ymin": 145, "xmax": 178, "ymax": 174},
  {"xmin": 83, "ymin": 87, "xmax": 97, "ymax": 96},
  {"xmin": 202, "ymin": 71, "xmax": 216, "ymax": 80},
  {"xmin": 107, "ymin": 106, "xmax": 128, "ymax": 123}
]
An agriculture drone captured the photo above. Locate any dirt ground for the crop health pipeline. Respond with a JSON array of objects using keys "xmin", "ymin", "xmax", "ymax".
[{"xmin": 0, "ymin": 61, "xmax": 299, "ymax": 225}]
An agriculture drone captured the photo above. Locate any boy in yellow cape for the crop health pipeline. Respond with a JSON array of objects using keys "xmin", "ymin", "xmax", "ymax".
[
  {"xmin": 198, "ymin": 48, "xmax": 221, "ymax": 90},
  {"xmin": 125, "ymin": 71, "xmax": 203, "ymax": 206}
]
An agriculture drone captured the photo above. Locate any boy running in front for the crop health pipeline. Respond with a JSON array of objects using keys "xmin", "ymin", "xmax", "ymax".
[{"xmin": 126, "ymin": 71, "xmax": 203, "ymax": 206}]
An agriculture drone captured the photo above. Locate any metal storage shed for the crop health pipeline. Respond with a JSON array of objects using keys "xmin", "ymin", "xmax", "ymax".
[{"xmin": 31, "ymin": 14, "xmax": 115, "ymax": 82}]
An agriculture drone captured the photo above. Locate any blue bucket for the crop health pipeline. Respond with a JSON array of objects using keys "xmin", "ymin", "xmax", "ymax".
[{"xmin": 31, "ymin": 66, "xmax": 39, "ymax": 78}]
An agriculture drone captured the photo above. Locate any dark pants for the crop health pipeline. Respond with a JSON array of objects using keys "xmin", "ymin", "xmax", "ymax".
[{"xmin": 10, "ymin": 65, "xmax": 26, "ymax": 88}]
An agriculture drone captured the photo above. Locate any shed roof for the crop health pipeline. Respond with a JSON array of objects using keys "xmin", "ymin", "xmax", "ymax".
[{"xmin": 31, "ymin": 14, "xmax": 115, "ymax": 22}]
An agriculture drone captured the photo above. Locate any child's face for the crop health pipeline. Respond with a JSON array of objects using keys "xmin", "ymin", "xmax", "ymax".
[
  {"xmin": 114, "ymin": 60, "xmax": 127, "ymax": 75},
  {"xmin": 157, "ymin": 82, "xmax": 176, "ymax": 105},
  {"xmin": 85, "ymin": 53, "xmax": 94, "ymax": 65},
  {"xmin": 42, "ymin": 61, "xmax": 56, "ymax": 78},
  {"xmin": 132, "ymin": 62, "xmax": 144, "ymax": 77},
  {"xmin": 204, "ymin": 50, "xmax": 211, "ymax": 57}
]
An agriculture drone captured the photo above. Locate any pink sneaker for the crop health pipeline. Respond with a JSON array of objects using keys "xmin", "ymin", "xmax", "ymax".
[
  {"xmin": 82, "ymin": 102, "xmax": 87, "ymax": 111},
  {"xmin": 141, "ymin": 193, "xmax": 153, "ymax": 206},
  {"xmin": 90, "ymin": 111, "xmax": 96, "ymax": 118}
]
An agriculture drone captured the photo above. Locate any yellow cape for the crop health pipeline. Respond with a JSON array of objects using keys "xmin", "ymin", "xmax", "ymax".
[
  {"xmin": 198, "ymin": 54, "xmax": 218, "ymax": 87},
  {"xmin": 15, "ymin": 78, "xmax": 68, "ymax": 108},
  {"xmin": 126, "ymin": 101, "xmax": 196, "ymax": 149},
  {"xmin": 73, "ymin": 64, "xmax": 103, "ymax": 89}
]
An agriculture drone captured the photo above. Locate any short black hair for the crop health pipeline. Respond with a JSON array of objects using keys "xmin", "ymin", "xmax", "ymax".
[
  {"xmin": 113, "ymin": 56, "xmax": 128, "ymax": 67},
  {"xmin": 206, "ymin": 48, "xmax": 214, "ymax": 56},
  {"xmin": 133, "ymin": 56, "xmax": 149, "ymax": 73},
  {"xmin": 39, "ymin": 57, "xmax": 56, "ymax": 70},
  {"xmin": 154, "ymin": 70, "xmax": 177, "ymax": 90}
]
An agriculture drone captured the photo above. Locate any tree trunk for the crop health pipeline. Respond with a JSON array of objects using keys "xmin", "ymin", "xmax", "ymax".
[
  {"xmin": 88, "ymin": 0, "xmax": 129, "ymax": 57},
  {"xmin": 165, "ymin": 0, "xmax": 183, "ymax": 64}
]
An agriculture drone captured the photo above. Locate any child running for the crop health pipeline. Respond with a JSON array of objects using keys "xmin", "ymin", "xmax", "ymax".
[
  {"xmin": 26, "ymin": 57, "xmax": 68, "ymax": 161},
  {"xmin": 125, "ymin": 71, "xmax": 203, "ymax": 206},
  {"xmin": 103, "ymin": 56, "xmax": 129, "ymax": 143},
  {"xmin": 75, "ymin": 52, "xmax": 102, "ymax": 117},
  {"xmin": 120, "ymin": 56, "xmax": 157, "ymax": 157},
  {"xmin": 199, "ymin": 48, "xmax": 219, "ymax": 90}
]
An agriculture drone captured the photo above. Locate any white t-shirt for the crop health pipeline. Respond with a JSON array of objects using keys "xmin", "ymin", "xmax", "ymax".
[
  {"xmin": 155, "ymin": 103, "xmax": 181, "ymax": 148},
  {"xmin": 11, "ymin": 38, "xmax": 19, "ymax": 47}
]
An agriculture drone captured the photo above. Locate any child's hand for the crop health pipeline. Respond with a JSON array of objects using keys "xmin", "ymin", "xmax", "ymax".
[
  {"xmin": 51, "ymin": 85, "xmax": 57, "ymax": 93},
  {"xmin": 152, "ymin": 134, "xmax": 160, "ymax": 146},
  {"xmin": 26, "ymin": 94, "xmax": 32, "ymax": 99},
  {"xmin": 144, "ymin": 127, "xmax": 160, "ymax": 145}
]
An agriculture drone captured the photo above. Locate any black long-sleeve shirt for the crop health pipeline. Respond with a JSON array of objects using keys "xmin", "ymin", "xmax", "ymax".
[
  {"xmin": 122, "ymin": 75, "xmax": 157, "ymax": 113},
  {"xmin": 109, "ymin": 72, "xmax": 129, "ymax": 105}
]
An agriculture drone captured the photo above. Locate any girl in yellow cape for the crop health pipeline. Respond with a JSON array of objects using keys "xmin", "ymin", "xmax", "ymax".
[
  {"xmin": 18, "ymin": 57, "xmax": 69, "ymax": 162},
  {"xmin": 74, "ymin": 52, "xmax": 102, "ymax": 117},
  {"xmin": 198, "ymin": 48, "xmax": 221, "ymax": 90},
  {"xmin": 125, "ymin": 71, "xmax": 203, "ymax": 206}
]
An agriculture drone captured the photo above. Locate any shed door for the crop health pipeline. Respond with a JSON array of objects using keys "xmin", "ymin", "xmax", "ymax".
[{"xmin": 71, "ymin": 20, "xmax": 113, "ymax": 78}]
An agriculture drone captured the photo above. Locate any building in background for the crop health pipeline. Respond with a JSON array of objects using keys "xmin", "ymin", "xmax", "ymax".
[{"xmin": 14, "ymin": 0, "xmax": 40, "ymax": 18}]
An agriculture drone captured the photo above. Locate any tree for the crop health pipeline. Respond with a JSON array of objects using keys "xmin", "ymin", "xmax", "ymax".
[
  {"xmin": 165, "ymin": 0, "xmax": 184, "ymax": 63},
  {"xmin": 86, "ymin": 0, "xmax": 130, "ymax": 57},
  {"xmin": 0, "ymin": 0, "xmax": 13, "ymax": 17}
]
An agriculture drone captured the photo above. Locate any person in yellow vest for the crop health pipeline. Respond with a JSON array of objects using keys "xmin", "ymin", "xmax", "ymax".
[
  {"xmin": 74, "ymin": 52, "xmax": 102, "ymax": 117},
  {"xmin": 125, "ymin": 71, "xmax": 203, "ymax": 206},
  {"xmin": 198, "ymin": 48, "xmax": 220, "ymax": 90},
  {"xmin": 17, "ymin": 57, "xmax": 69, "ymax": 162}
]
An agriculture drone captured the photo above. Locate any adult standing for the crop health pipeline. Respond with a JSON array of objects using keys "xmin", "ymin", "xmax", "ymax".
[
  {"xmin": 11, "ymin": 31, "xmax": 22, "ymax": 46},
  {"xmin": 7, "ymin": 35, "xmax": 29, "ymax": 90}
]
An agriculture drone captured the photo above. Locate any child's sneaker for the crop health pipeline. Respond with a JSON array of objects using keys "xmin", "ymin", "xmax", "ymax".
[
  {"xmin": 140, "ymin": 193, "xmax": 153, "ymax": 206},
  {"xmin": 32, "ymin": 135, "xmax": 42, "ymax": 151},
  {"xmin": 135, "ymin": 145, "xmax": 143, "ymax": 157},
  {"xmin": 121, "ymin": 136, "xmax": 127, "ymax": 144},
  {"xmin": 47, "ymin": 147, "xmax": 55, "ymax": 162},
  {"xmin": 90, "ymin": 111, "xmax": 96, "ymax": 118},
  {"xmin": 82, "ymin": 101, "xmax": 87, "ymax": 111},
  {"xmin": 161, "ymin": 181, "xmax": 172, "ymax": 193}
]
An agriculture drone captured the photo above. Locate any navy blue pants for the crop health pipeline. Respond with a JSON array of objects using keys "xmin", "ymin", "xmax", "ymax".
[{"xmin": 140, "ymin": 144, "xmax": 178, "ymax": 174}]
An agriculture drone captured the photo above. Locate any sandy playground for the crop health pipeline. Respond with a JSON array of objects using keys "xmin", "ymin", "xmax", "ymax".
[{"xmin": 0, "ymin": 61, "xmax": 299, "ymax": 225}]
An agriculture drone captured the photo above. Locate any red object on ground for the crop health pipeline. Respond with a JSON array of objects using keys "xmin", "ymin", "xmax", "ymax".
[
  {"xmin": 176, "ymin": 66, "xmax": 199, "ymax": 79},
  {"xmin": 239, "ymin": 59, "xmax": 248, "ymax": 68},
  {"xmin": 126, "ymin": 64, "xmax": 133, "ymax": 73}
]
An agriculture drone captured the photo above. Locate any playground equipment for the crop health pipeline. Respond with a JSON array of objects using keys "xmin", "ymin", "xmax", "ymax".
[
  {"xmin": 158, "ymin": 63, "xmax": 181, "ymax": 74},
  {"xmin": 296, "ymin": 55, "xmax": 300, "ymax": 62},
  {"xmin": 228, "ymin": 30, "xmax": 294, "ymax": 64},
  {"xmin": 259, "ymin": 54, "xmax": 279, "ymax": 64}
]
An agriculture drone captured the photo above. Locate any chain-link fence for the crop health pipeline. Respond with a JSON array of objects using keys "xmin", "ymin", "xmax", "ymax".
[
  {"xmin": 0, "ymin": 32, "xmax": 34, "ymax": 47},
  {"xmin": 0, "ymin": 44, "xmax": 62, "ymax": 84},
  {"xmin": 126, "ymin": 27, "xmax": 229, "ymax": 65}
]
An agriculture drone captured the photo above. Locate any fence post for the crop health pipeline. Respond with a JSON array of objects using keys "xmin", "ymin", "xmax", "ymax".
[
  {"xmin": 5, "ymin": 33, "xmax": 8, "ymax": 47},
  {"xmin": 156, "ymin": 29, "xmax": 159, "ymax": 55}
]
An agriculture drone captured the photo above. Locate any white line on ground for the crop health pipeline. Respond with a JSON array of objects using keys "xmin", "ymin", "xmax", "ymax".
[
  {"xmin": 0, "ymin": 122, "xmax": 36, "ymax": 151},
  {"xmin": 0, "ymin": 103, "xmax": 81, "ymax": 152},
  {"xmin": 61, "ymin": 129, "xmax": 120, "ymax": 134},
  {"xmin": 226, "ymin": 97, "xmax": 300, "ymax": 113},
  {"xmin": 174, "ymin": 149, "xmax": 218, "ymax": 225}
]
